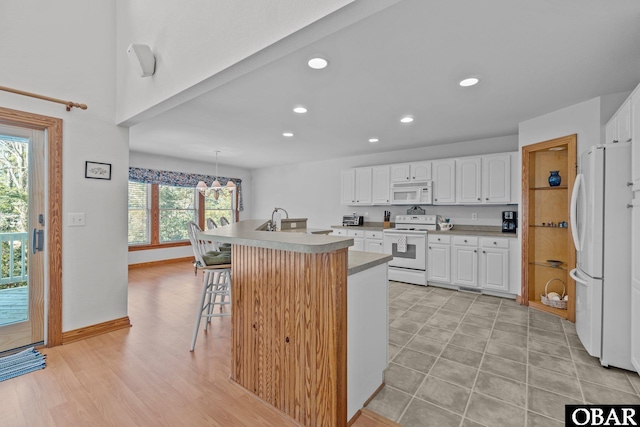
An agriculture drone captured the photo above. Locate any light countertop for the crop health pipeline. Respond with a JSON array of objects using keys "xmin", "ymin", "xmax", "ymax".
[
  {"xmin": 199, "ymin": 220, "xmax": 392, "ymax": 272},
  {"xmin": 199, "ymin": 219, "xmax": 353, "ymax": 254}
]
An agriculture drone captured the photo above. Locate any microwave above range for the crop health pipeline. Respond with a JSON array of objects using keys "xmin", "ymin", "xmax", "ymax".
[{"xmin": 390, "ymin": 181, "xmax": 433, "ymax": 205}]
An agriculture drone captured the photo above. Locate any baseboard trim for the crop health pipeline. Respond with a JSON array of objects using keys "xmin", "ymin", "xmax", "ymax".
[
  {"xmin": 62, "ymin": 316, "xmax": 132, "ymax": 345},
  {"xmin": 128, "ymin": 257, "xmax": 192, "ymax": 269},
  {"xmin": 359, "ymin": 408, "xmax": 402, "ymax": 426}
]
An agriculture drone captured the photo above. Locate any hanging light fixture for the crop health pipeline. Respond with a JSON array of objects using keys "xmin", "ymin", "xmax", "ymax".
[{"xmin": 197, "ymin": 150, "xmax": 235, "ymax": 198}]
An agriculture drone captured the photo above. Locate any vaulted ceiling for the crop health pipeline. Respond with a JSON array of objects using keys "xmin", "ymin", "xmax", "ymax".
[{"xmin": 129, "ymin": 0, "xmax": 640, "ymax": 169}]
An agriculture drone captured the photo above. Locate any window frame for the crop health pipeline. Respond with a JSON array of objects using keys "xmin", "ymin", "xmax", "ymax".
[{"xmin": 128, "ymin": 183, "xmax": 239, "ymax": 251}]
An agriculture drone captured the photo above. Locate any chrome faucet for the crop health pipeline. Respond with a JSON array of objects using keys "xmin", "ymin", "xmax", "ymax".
[{"xmin": 268, "ymin": 207, "xmax": 289, "ymax": 231}]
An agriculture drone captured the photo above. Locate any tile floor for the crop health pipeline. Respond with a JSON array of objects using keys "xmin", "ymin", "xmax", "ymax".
[{"xmin": 365, "ymin": 281, "xmax": 640, "ymax": 427}]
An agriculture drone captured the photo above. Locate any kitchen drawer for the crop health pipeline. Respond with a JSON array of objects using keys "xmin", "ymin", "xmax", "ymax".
[
  {"xmin": 348, "ymin": 229, "xmax": 365, "ymax": 238},
  {"xmin": 452, "ymin": 236, "xmax": 478, "ymax": 246},
  {"xmin": 428, "ymin": 234, "xmax": 450, "ymax": 244},
  {"xmin": 365, "ymin": 230, "xmax": 384, "ymax": 239},
  {"xmin": 332, "ymin": 229, "xmax": 347, "ymax": 236},
  {"xmin": 480, "ymin": 237, "xmax": 509, "ymax": 249}
]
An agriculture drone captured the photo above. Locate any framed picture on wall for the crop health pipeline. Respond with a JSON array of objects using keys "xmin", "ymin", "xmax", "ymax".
[{"xmin": 85, "ymin": 161, "xmax": 111, "ymax": 180}]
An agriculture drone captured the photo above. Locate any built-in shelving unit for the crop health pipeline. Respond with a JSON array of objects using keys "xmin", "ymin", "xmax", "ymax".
[{"xmin": 521, "ymin": 135, "xmax": 577, "ymax": 321}]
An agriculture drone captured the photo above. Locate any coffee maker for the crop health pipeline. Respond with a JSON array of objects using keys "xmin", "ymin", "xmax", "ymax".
[{"xmin": 502, "ymin": 211, "xmax": 517, "ymax": 233}]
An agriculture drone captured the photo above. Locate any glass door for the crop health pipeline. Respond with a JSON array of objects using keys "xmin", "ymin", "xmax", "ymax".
[{"xmin": 0, "ymin": 124, "xmax": 45, "ymax": 353}]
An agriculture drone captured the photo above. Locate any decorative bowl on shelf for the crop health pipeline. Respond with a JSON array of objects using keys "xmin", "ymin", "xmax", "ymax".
[{"xmin": 546, "ymin": 259, "xmax": 563, "ymax": 267}]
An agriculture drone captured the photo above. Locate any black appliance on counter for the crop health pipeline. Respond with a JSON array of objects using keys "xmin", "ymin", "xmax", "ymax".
[
  {"xmin": 342, "ymin": 214, "xmax": 364, "ymax": 226},
  {"xmin": 502, "ymin": 211, "xmax": 517, "ymax": 233}
]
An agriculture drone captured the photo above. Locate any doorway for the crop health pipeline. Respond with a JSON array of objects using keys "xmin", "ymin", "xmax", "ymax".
[
  {"xmin": 0, "ymin": 107, "xmax": 63, "ymax": 350},
  {"xmin": 0, "ymin": 124, "xmax": 45, "ymax": 352}
]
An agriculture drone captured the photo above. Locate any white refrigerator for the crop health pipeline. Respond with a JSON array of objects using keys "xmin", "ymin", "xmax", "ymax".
[{"xmin": 569, "ymin": 142, "xmax": 634, "ymax": 371}]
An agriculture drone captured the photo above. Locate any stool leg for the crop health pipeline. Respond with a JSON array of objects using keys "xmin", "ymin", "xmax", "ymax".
[
  {"xmin": 204, "ymin": 270, "xmax": 219, "ymax": 330},
  {"xmin": 190, "ymin": 270, "xmax": 211, "ymax": 352}
]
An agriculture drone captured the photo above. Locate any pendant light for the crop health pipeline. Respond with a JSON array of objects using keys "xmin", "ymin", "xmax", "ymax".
[{"xmin": 197, "ymin": 150, "xmax": 235, "ymax": 197}]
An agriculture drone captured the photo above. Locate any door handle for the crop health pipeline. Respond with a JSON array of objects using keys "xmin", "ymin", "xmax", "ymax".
[
  {"xmin": 32, "ymin": 228, "xmax": 44, "ymax": 254},
  {"xmin": 569, "ymin": 268, "xmax": 588, "ymax": 286}
]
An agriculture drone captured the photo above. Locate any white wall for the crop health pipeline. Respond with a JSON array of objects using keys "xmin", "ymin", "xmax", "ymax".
[
  {"xmin": 1, "ymin": 1, "xmax": 129, "ymax": 332},
  {"xmin": 251, "ymin": 135, "xmax": 519, "ymax": 228},
  {"xmin": 128, "ymin": 151, "xmax": 252, "ymax": 265},
  {"xmin": 116, "ymin": 0, "xmax": 403, "ymax": 126}
]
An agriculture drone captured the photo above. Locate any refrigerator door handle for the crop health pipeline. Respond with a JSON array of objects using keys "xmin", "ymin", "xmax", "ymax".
[
  {"xmin": 570, "ymin": 173, "xmax": 584, "ymax": 251},
  {"xmin": 570, "ymin": 268, "xmax": 589, "ymax": 286}
]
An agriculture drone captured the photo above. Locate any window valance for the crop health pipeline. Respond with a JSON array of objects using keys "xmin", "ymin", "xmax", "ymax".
[{"xmin": 128, "ymin": 167, "xmax": 244, "ymax": 211}]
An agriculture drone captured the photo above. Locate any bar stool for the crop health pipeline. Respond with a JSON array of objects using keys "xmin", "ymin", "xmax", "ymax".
[{"xmin": 187, "ymin": 222, "xmax": 232, "ymax": 351}]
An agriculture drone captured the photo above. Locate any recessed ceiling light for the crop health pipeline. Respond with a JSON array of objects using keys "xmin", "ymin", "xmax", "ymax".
[
  {"xmin": 459, "ymin": 77, "xmax": 480, "ymax": 87},
  {"xmin": 400, "ymin": 116, "xmax": 414, "ymax": 124},
  {"xmin": 369, "ymin": 138, "xmax": 379, "ymax": 143},
  {"xmin": 293, "ymin": 106, "xmax": 308, "ymax": 114},
  {"xmin": 283, "ymin": 132, "xmax": 294, "ymax": 137},
  {"xmin": 308, "ymin": 57, "xmax": 328, "ymax": 69}
]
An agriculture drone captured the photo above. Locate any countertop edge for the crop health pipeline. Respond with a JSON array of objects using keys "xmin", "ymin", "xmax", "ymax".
[
  {"xmin": 348, "ymin": 251, "xmax": 393, "ymax": 276},
  {"xmin": 200, "ymin": 220, "xmax": 354, "ymax": 253}
]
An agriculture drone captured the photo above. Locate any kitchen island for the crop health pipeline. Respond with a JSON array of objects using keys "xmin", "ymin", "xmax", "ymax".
[{"xmin": 200, "ymin": 220, "xmax": 391, "ymax": 426}]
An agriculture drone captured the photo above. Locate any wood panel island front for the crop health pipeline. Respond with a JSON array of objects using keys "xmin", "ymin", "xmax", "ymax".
[{"xmin": 200, "ymin": 220, "xmax": 391, "ymax": 426}]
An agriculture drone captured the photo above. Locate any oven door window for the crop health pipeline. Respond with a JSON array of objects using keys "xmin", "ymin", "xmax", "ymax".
[{"xmin": 391, "ymin": 244, "xmax": 417, "ymax": 259}]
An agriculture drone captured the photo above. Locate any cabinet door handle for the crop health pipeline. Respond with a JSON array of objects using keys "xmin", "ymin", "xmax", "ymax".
[
  {"xmin": 429, "ymin": 246, "xmax": 432, "ymax": 249},
  {"xmin": 483, "ymin": 250, "xmax": 486, "ymax": 254},
  {"xmin": 627, "ymin": 182, "xmax": 633, "ymax": 187},
  {"xmin": 493, "ymin": 241, "xmax": 497, "ymax": 245},
  {"xmin": 474, "ymin": 250, "xmax": 477, "ymax": 253},
  {"xmin": 477, "ymin": 198, "xmax": 480, "ymax": 201},
  {"xmin": 486, "ymin": 198, "xmax": 489, "ymax": 200},
  {"xmin": 628, "ymin": 204, "xmax": 634, "ymax": 209}
]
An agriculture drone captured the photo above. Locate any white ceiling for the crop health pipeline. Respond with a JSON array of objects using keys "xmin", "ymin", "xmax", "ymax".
[{"xmin": 129, "ymin": 0, "xmax": 640, "ymax": 170}]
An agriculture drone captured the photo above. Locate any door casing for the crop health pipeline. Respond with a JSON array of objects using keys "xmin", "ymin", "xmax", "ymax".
[{"xmin": 0, "ymin": 106, "xmax": 62, "ymax": 347}]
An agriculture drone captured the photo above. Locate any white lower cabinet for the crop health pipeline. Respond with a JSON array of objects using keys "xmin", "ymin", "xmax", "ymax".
[
  {"xmin": 428, "ymin": 235, "xmax": 451, "ymax": 283},
  {"xmin": 365, "ymin": 230, "xmax": 384, "ymax": 253},
  {"xmin": 479, "ymin": 238, "xmax": 509, "ymax": 293},
  {"xmin": 332, "ymin": 228, "xmax": 384, "ymax": 253},
  {"xmin": 428, "ymin": 233, "xmax": 512, "ymax": 294},
  {"xmin": 452, "ymin": 236, "xmax": 479, "ymax": 288}
]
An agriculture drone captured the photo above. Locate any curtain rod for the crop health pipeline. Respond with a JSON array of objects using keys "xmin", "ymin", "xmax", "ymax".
[{"xmin": 0, "ymin": 85, "xmax": 87, "ymax": 111}]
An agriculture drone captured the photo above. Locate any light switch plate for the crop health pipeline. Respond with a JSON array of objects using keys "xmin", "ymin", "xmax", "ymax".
[{"xmin": 68, "ymin": 213, "xmax": 85, "ymax": 226}]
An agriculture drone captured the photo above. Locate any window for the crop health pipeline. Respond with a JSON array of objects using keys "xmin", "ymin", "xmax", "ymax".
[
  {"xmin": 128, "ymin": 182, "xmax": 150, "ymax": 244},
  {"xmin": 204, "ymin": 191, "xmax": 235, "ymax": 227},
  {"xmin": 158, "ymin": 185, "xmax": 197, "ymax": 242},
  {"xmin": 127, "ymin": 181, "xmax": 237, "ymax": 249}
]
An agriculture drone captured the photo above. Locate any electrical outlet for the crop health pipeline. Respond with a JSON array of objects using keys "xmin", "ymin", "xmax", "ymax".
[
  {"xmin": 68, "ymin": 213, "xmax": 85, "ymax": 226},
  {"xmin": 471, "ymin": 212, "xmax": 478, "ymax": 220}
]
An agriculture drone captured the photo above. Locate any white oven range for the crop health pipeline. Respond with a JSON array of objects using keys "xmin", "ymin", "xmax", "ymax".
[{"xmin": 383, "ymin": 215, "xmax": 438, "ymax": 286}]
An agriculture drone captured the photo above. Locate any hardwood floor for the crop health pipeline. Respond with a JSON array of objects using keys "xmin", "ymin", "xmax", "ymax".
[{"xmin": 0, "ymin": 261, "xmax": 393, "ymax": 426}]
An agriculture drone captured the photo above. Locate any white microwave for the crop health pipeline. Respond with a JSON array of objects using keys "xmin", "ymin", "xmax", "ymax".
[{"xmin": 390, "ymin": 181, "xmax": 433, "ymax": 205}]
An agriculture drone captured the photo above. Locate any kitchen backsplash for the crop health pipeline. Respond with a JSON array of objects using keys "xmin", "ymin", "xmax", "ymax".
[{"xmin": 341, "ymin": 204, "xmax": 516, "ymax": 227}]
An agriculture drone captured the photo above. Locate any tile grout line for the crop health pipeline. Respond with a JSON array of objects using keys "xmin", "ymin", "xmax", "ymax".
[
  {"xmin": 394, "ymin": 287, "xmax": 459, "ymax": 423},
  {"xmin": 460, "ymin": 296, "xmax": 502, "ymax": 426}
]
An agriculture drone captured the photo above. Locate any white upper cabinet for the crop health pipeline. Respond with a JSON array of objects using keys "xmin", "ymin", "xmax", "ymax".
[
  {"xmin": 371, "ymin": 165, "xmax": 391, "ymax": 205},
  {"xmin": 341, "ymin": 169, "xmax": 356, "ymax": 205},
  {"xmin": 432, "ymin": 159, "xmax": 456, "ymax": 205},
  {"xmin": 631, "ymin": 91, "xmax": 640, "ymax": 186},
  {"xmin": 617, "ymin": 99, "xmax": 632, "ymax": 143},
  {"xmin": 342, "ymin": 151, "xmax": 515, "ymax": 206},
  {"xmin": 605, "ymin": 118, "xmax": 618, "ymax": 144},
  {"xmin": 390, "ymin": 163, "xmax": 411, "ymax": 183},
  {"xmin": 355, "ymin": 167, "xmax": 372, "ymax": 205},
  {"xmin": 340, "ymin": 167, "xmax": 372, "ymax": 205},
  {"xmin": 390, "ymin": 161, "xmax": 432, "ymax": 183},
  {"xmin": 482, "ymin": 154, "xmax": 512, "ymax": 204},
  {"xmin": 607, "ymin": 99, "xmax": 632, "ymax": 144},
  {"xmin": 411, "ymin": 161, "xmax": 432, "ymax": 181},
  {"xmin": 456, "ymin": 157, "xmax": 482, "ymax": 204}
]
